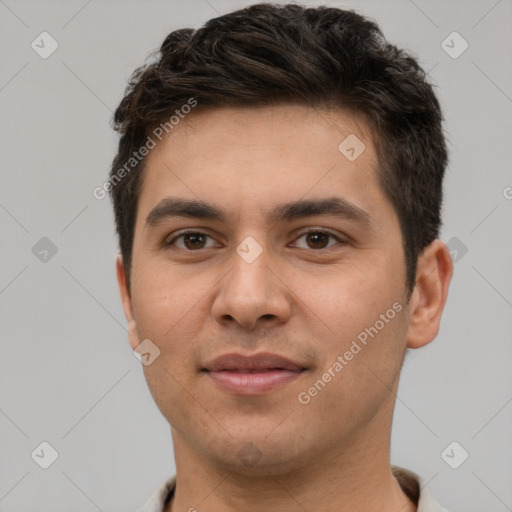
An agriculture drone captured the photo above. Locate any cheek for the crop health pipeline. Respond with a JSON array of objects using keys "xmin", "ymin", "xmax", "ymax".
[
  {"xmin": 132, "ymin": 269, "xmax": 206, "ymax": 424},
  {"xmin": 132, "ymin": 262, "xmax": 206, "ymax": 338},
  {"xmin": 300, "ymin": 263, "xmax": 407, "ymax": 384},
  {"xmin": 299, "ymin": 305, "xmax": 407, "ymax": 434},
  {"xmin": 299, "ymin": 262, "xmax": 397, "ymax": 333},
  {"xmin": 131, "ymin": 271, "xmax": 208, "ymax": 416}
]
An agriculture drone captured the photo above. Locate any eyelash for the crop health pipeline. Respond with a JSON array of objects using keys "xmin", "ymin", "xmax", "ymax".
[{"xmin": 165, "ymin": 228, "xmax": 345, "ymax": 251}]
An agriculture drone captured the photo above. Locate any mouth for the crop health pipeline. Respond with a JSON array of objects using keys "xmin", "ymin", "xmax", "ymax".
[{"xmin": 202, "ymin": 352, "xmax": 307, "ymax": 396}]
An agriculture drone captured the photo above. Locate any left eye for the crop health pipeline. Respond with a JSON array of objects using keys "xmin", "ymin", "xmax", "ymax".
[
  {"xmin": 292, "ymin": 230, "xmax": 342, "ymax": 250},
  {"xmin": 166, "ymin": 230, "xmax": 342, "ymax": 251}
]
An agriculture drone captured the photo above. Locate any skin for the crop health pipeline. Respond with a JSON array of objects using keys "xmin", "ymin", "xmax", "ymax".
[{"xmin": 116, "ymin": 104, "xmax": 453, "ymax": 512}]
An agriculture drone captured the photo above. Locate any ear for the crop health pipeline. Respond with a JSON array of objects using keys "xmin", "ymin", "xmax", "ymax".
[
  {"xmin": 406, "ymin": 239, "xmax": 453, "ymax": 349},
  {"xmin": 116, "ymin": 254, "xmax": 140, "ymax": 351}
]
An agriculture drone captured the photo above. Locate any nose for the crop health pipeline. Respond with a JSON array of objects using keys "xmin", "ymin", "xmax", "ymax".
[{"xmin": 211, "ymin": 245, "xmax": 293, "ymax": 331}]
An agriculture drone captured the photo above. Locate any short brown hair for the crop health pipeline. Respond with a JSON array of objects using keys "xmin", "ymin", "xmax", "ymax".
[{"xmin": 109, "ymin": 3, "xmax": 448, "ymax": 298}]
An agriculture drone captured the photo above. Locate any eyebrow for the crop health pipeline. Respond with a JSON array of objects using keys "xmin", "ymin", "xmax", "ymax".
[{"xmin": 145, "ymin": 196, "xmax": 372, "ymax": 228}]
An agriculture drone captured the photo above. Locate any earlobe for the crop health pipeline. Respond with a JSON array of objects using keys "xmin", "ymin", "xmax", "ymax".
[
  {"xmin": 115, "ymin": 255, "xmax": 140, "ymax": 351},
  {"xmin": 406, "ymin": 240, "xmax": 453, "ymax": 349}
]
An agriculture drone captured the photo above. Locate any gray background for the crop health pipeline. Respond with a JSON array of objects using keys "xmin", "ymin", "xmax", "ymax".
[{"xmin": 1, "ymin": 0, "xmax": 511, "ymax": 510}]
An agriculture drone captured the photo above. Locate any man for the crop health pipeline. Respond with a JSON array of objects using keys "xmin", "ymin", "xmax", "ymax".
[{"xmin": 109, "ymin": 3, "xmax": 453, "ymax": 511}]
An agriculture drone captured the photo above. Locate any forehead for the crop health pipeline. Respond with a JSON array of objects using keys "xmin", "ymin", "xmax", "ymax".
[
  {"xmin": 137, "ymin": 104, "xmax": 386, "ymax": 225},
  {"xmin": 147, "ymin": 104, "xmax": 374, "ymax": 160}
]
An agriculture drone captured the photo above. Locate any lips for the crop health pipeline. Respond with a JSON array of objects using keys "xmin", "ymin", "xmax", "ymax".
[
  {"xmin": 203, "ymin": 352, "xmax": 306, "ymax": 395},
  {"xmin": 204, "ymin": 353, "xmax": 304, "ymax": 372}
]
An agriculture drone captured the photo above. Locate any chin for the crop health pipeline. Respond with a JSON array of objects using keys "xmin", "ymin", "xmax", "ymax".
[{"xmin": 207, "ymin": 433, "xmax": 310, "ymax": 478}]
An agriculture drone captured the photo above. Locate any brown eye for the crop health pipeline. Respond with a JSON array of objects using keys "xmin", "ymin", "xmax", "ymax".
[
  {"xmin": 167, "ymin": 231, "xmax": 218, "ymax": 250},
  {"xmin": 293, "ymin": 229, "xmax": 342, "ymax": 250},
  {"xmin": 183, "ymin": 233, "xmax": 207, "ymax": 249},
  {"xmin": 305, "ymin": 232, "xmax": 330, "ymax": 249}
]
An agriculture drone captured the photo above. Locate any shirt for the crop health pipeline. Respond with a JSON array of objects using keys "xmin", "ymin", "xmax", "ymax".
[{"xmin": 139, "ymin": 465, "xmax": 450, "ymax": 512}]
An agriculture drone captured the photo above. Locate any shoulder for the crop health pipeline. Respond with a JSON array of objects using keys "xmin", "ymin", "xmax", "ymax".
[
  {"xmin": 138, "ymin": 475, "xmax": 176, "ymax": 512},
  {"xmin": 392, "ymin": 465, "xmax": 451, "ymax": 512}
]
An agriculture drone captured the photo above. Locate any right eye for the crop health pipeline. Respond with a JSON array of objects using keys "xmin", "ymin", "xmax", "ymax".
[{"xmin": 166, "ymin": 231, "xmax": 220, "ymax": 251}]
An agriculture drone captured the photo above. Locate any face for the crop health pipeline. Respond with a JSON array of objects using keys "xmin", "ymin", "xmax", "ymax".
[{"xmin": 118, "ymin": 104, "xmax": 414, "ymax": 475}]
